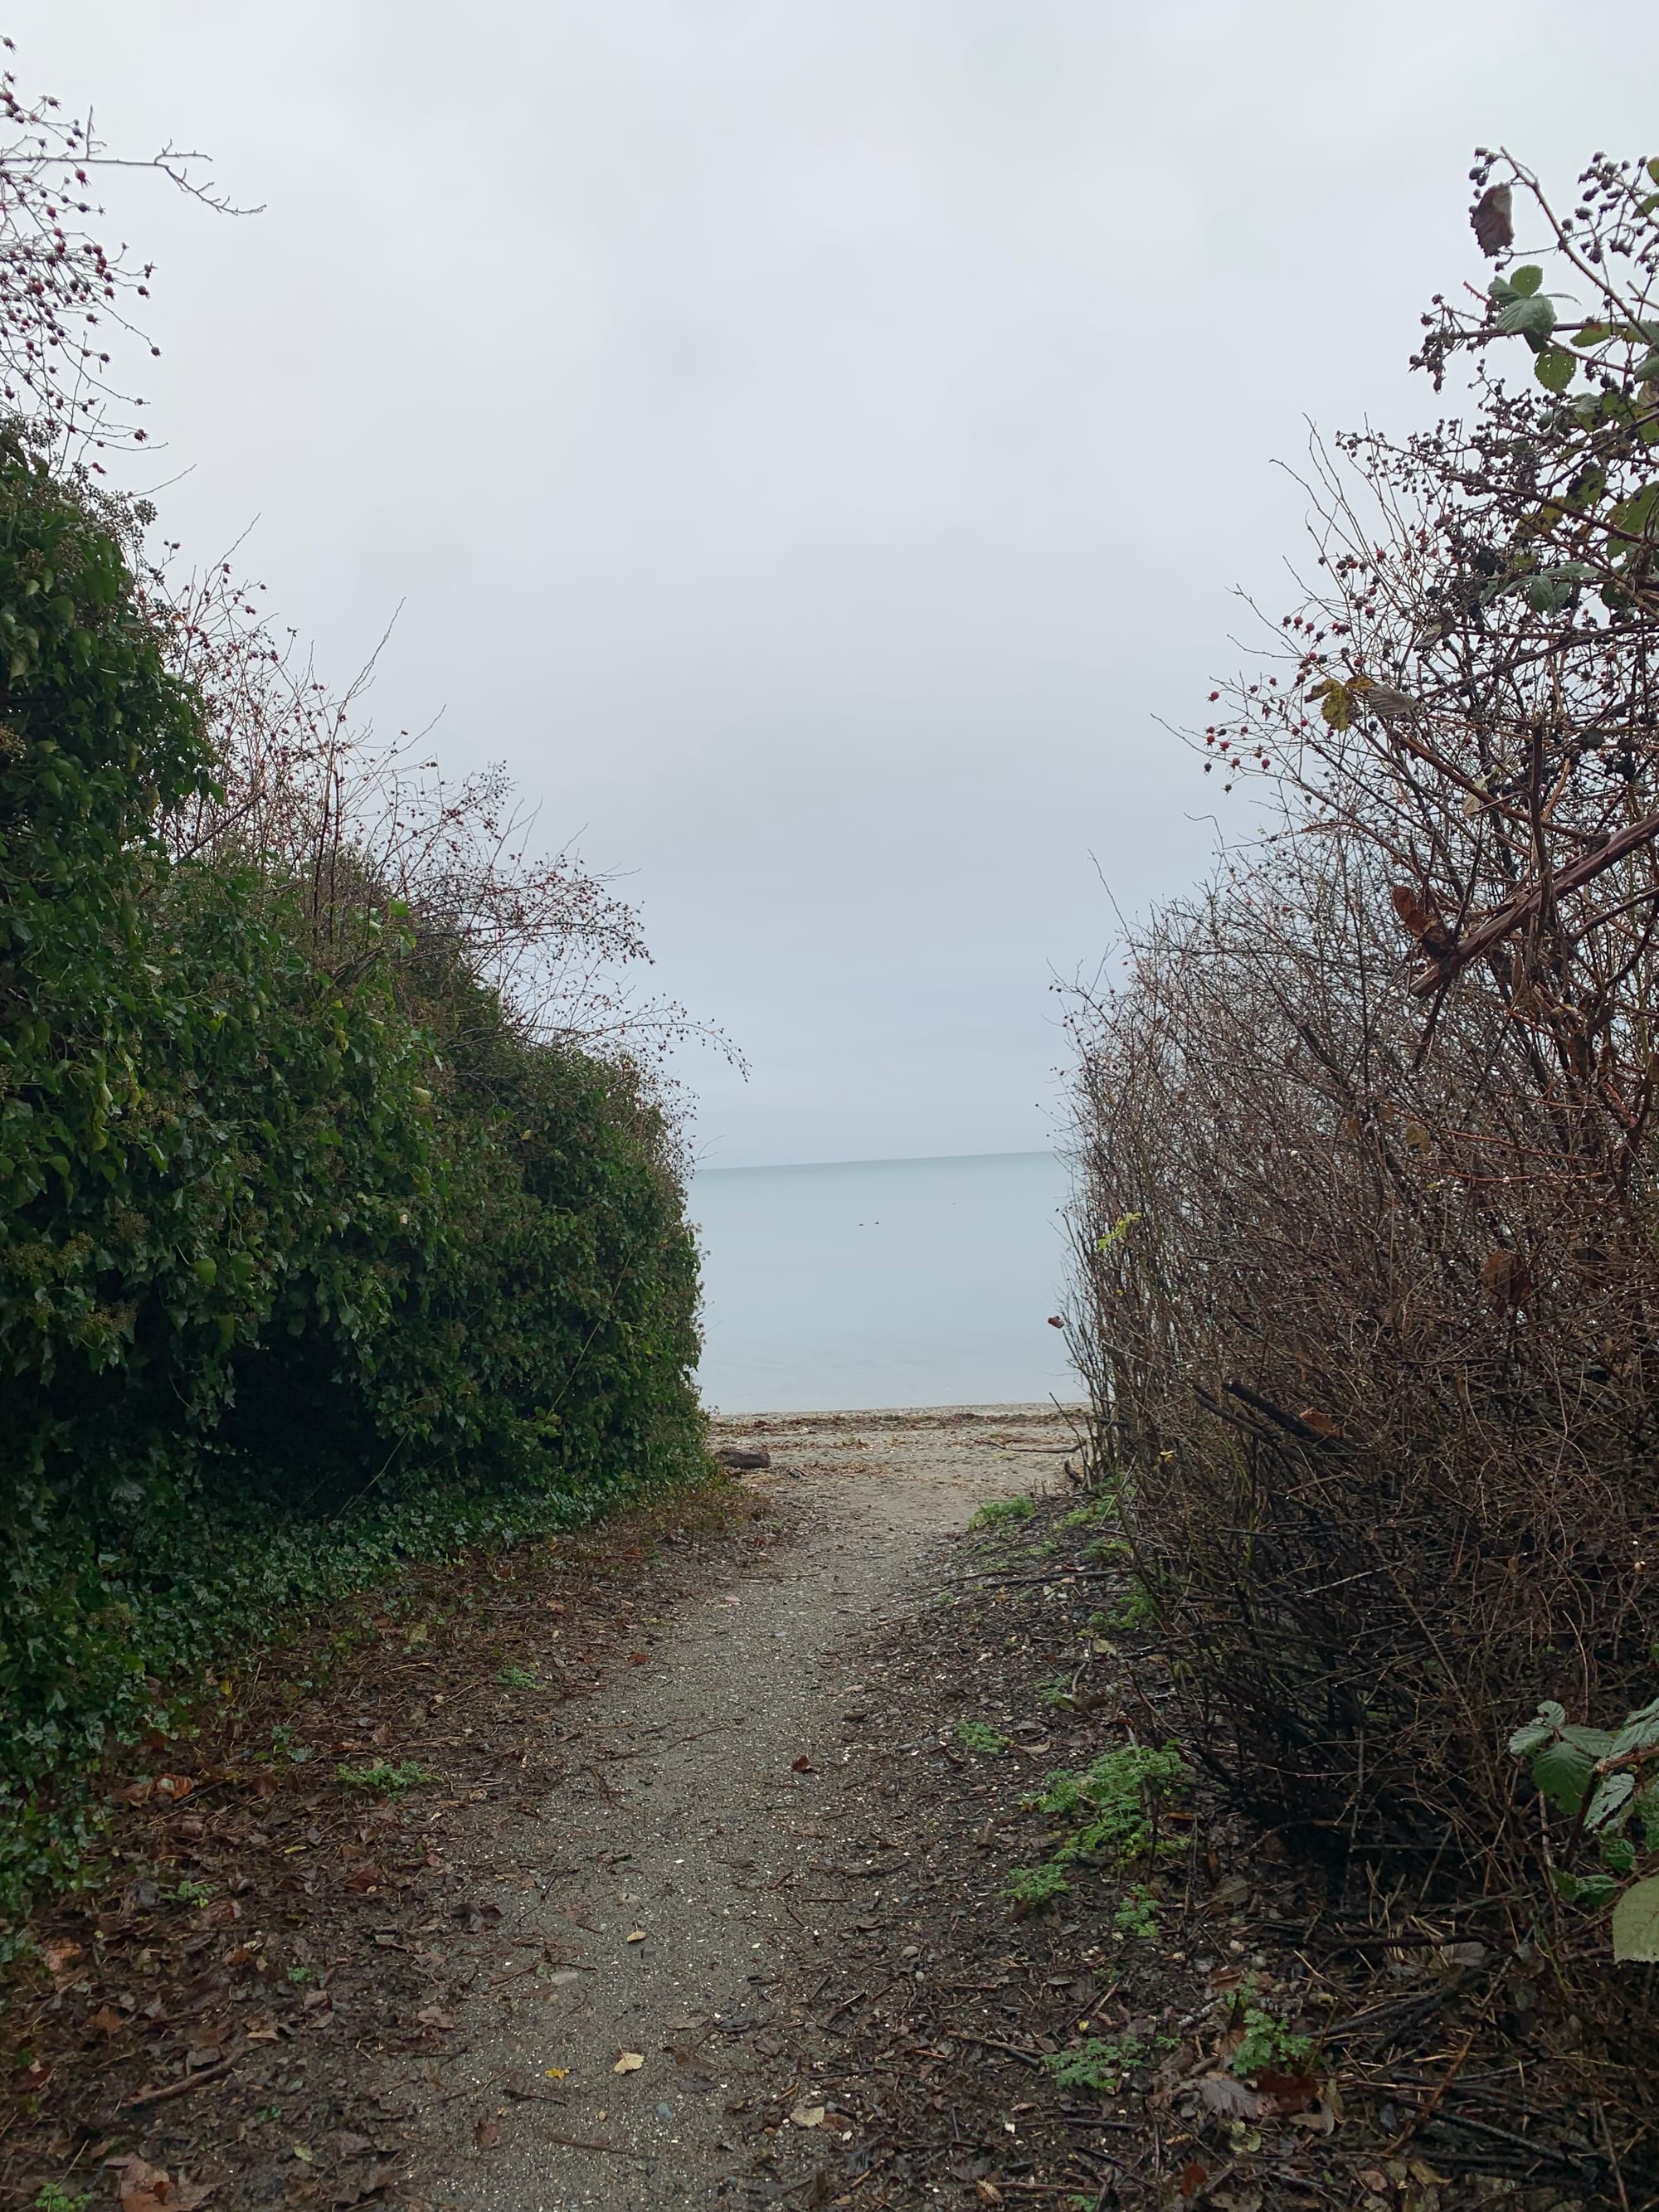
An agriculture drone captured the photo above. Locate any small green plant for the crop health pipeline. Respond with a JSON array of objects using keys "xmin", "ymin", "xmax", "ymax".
[
  {"xmin": 497, "ymin": 1665, "xmax": 539, "ymax": 1691},
  {"xmin": 1109, "ymin": 1584, "xmax": 1154, "ymax": 1631},
  {"xmin": 969, "ymin": 1494, "xmax": 1036, "ymax": 1531},
  {"xmin": 167, "ymin": 1878, "xmax": 215, "ymax": 1908},
  {"xmin": 1025, "ymin": 1743, "xmax": 1190, "ymax": 1867},
  {"xmin": 1230, "ymin": 2000, "xmax": 1313, "ymax": 2078},
  {"xmin": 1510, "ymin": 1694, "xmax": 1659, "ymax": 1959},
  {"xmin": 1036, "ymin": 1675, "xmax": 1075, "ymax": 1708},
  {"xmin": 285, "ymin": 1963, "xmax": 317, "ymax": 1986},
  {"xmin": 1045, "ymin": 2033, "xmax": 1145, "ymax": 2093},
  {"xmin": 32, "ymin": 2188, "xmax": 92, "ymax": 2212},
  {"xmin": 1005, "ymin": 1864, "xmax": 1069, "ymax": 1913},
  {"xmin": 334, "ymin": 1761, "xmax": 439, "ymax": 1794},
  {"xmin": 1114, "ymin": 1884, "xmax": 1159, "ymax": 1937},
  {"xmin": 956, "ymin": 1719, "xmax": 1009, "ymax": 1754}
]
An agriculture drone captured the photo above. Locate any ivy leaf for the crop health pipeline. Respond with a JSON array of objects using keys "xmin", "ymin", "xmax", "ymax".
[
  {"xmin": 1612, "ymin": 1874, "xmax": 1659, "ymax": 1962},
  {"xmin": 1534, "ymin": 346, "xmax": 1576, "ymax": 393}
]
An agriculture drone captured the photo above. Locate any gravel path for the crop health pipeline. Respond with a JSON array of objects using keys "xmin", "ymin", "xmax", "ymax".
[{"xmin": 406, "ymin": 1407, "xmax": 1078, "ymax": 2210}]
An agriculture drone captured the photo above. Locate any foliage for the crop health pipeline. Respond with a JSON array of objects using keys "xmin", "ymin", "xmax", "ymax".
[
  {"xmin": 0, "ymin": 53, "xmax": 709, "ymax": 1942},
  {"xmin": 1045, "ymin": 2034, "xmax": 1145, "ymax": 2093},
  {"xmin": 1112, "ymin": 1885, "xmax": 1159, "ymax": 1937},
  {"xmin": 968, "ymin": 1495, "xmax": 1036, "ymax": 1531},
  {"xmin": 1510, "ymin": 1695, "xmax": 1659, "ymax": 1959},
  {"xmin": 1024, "ymin": 1743, "xmax": 1189, "ymax": 1867},
  {"xmin": 956, "ymin": 1719, "xmax": 1009, "ymax": 1754},
  {"xmin": 1230, "ymin": 2000, "xmax": 1312, "ymax": 2080},
  {"xmin": 1004, "ymin": 1864, "xmax": 1069, "ymax": 1913},
  {"xmin": 333, "ymin": 1762, "xmax": 440, "ymax": 1795}
]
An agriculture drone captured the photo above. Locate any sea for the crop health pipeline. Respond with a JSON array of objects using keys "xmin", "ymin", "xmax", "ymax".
[{"xmin": 688, "ymin": 1150, "xmax": 1078, "ymax": 1412}]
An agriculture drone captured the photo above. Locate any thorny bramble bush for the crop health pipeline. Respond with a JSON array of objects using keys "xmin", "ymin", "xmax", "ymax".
[{"xmin": 1066, "ymin": 145, "xmax": 1659, "ymax": 2073}]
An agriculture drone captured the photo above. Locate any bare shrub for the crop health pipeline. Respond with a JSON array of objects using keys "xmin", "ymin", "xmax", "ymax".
[{"xmin": 1066, "ymin": 147, "xmax": 1659, "ymax": 1912}]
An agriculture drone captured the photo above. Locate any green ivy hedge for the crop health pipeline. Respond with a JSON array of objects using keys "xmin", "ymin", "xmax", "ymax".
[{"xmin": 0, "ymin": 434, "xmax": 705, "ymax": 1935}]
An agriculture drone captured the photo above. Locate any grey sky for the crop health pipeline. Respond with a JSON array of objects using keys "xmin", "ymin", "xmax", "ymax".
[{"xmin": 23, "ymin": 2, "xmax": 1659, "ymax": 1163}]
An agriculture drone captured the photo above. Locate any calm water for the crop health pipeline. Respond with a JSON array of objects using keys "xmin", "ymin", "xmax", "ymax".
[{"xmin": 689, "ymin": 1150, "xmax": 1077, "ymax": 1412}]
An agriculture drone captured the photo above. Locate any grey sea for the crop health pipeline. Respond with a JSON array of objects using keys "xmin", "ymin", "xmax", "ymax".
[{"xmin": 689, "ymin": 1150, "xmax": 1077, "ymax": 1412}]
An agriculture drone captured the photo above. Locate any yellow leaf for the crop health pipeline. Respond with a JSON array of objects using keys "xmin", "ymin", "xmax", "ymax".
[
  {"xmin": 613, "ymin": 2050, "xmax": 645, "ymax": 2073},
  {"xmin": 544, "ymin": 2066, "xmax": 570, "ymax": 2080},
  {"xmin": 790, "ymin": 2104, "xmax": 828, "ymax": 2128},
  {"xmin": 626, "ymin": 1928, "xmax": 646, "ymax": 1943}
]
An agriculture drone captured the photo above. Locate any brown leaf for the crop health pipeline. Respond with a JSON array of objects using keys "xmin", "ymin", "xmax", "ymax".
[
  {"xmin": 1472, "ymin": 181, "xmax": 1514, "ymax": 257},
  {"xmin": 1296, "ymin": 1407, "xmax": 1343, "ymax": 1440},
  {"xmin": 791, "ymin": 1755, "xmax": 816, "ymax": 1774},
  {"xmin": 416, "ymin": 2005, "xmax": 456, "ymax": 2031},
  {"xmin": 1179, "ymin": 2166, "xmax": 1209, "ymax": 2201},
  {"xmin": 252, "ymin": 1772, "xmax": 279, "ymax": 1801},
  {"xmin": 105, "ymin": 2154, "xmax": 214, "ymax": 2212},
  {"xmin": 41, "ymin": 1938, "xmax": 82, "ymax": 1976},
  {"xmin": 1197, "ymin": 2070, "xmax": 1268, "ymax": 2121},
  {"xmin": 629, "ymin": 1652, "xmax": 649, "ymax": 1666},
  {"xmin": 1256, "ymin": 2069, "xmax": 1321, "ymax": 2114},
  {"xmin": 119, "ymin": 1780, "xmax": 156, "ymax": 1806},
  {"xmin": 344, "ymin": 1863, "xmax": 385, "ymax": 1892},
  {"xmin": 474, "ymin": 2117, "xmax": 501, "ymax": 2149},
  {"xmin": 1482, "ymin": 1249, "xmax": 1533, "ymax": 1306},
  {"xmin": 153, "ymin": 1774, "xmax": 195, "ymax": 1802},
  {"xmin": 91, "ymin": 2004, "xmax": 129, "ymax": 2037}
]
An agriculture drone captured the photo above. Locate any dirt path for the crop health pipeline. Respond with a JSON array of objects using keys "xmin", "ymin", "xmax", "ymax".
[{"xmin": 402, "ymin": 1407, "xmax": 1076, "ymax": 2210}]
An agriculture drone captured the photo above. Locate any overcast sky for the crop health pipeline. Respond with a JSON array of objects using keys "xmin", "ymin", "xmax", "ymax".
[{"xmin": 22, "ymin": 2, "xmax": 1659, "ymax": 1163}]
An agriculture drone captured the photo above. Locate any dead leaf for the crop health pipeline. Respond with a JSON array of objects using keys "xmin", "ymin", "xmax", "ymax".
[
  {"xmin": 41, "ymin": 1938, "xmax": 82, "ymax": 1976},
  {"xmin": 1296, "ymin": 1407, "xmax": 1344, "ymax": 1440},
  {"xmin": 625, "ymin": 1928, "xmax": 646, "ymax": 1943},
  {"xmin": 244, "ymin": 2015, "xmax": 280, "ymax": 2042},
  {"xmin": 416, "ymin": 2005, "xmax": 455, "ymax": 2031},
  {"xmin": 1197, "ymin": 2071, "xmax": 1268, "ymax": 2122},
  {"xmin": 20, "ymin": 2059, "xmax": 51, "ymax": 2093},
  {"xmin": 91, "ymin": 2005, "xmax": 129, "ymax": 2037},
  {"xmin": 1256, "ymin": 2069, "xmax": 1321, "ymax": 2115},
  {"xmin": 544, "ymin": 2066, "xmax": 570, "ymax": 2080},
  {"xmin": 1210, "ymin": 2190, "xmax": 1262, "ymax": 2212},
  {"xmin": 154, "ymin": 1774, "xmax": 194, "ymax": 1802},
  {"xmin": 344, "ymin": 1863, "xmax": 385, "ymax": 1893},
  {"xmin": 1178, "ymin": 2163, "xmax": 1208, "ymax": 2200},
  {"xmin": 614, "ymin": 2049, "xmax": 645, "ymax": 2073},
  {"xmin": 629, "ymin": 1652, "xmax": 649, "ymax": 1666},
  {"xmin": 790, "ymin": 2104, "xmax": 827, "ymax": 2129},
  {"xmin": 1472, "ymin": 181, "xmax": 1514, "ymax": 256},
  {"xmin": 105, "ymin": 2155, "xmax": 213, "ymax": 2212},
  {"xmin": 1408, "ymin": 2161, "xmax": 1450, "ymax": 2187},
  {"xmin": 119, "ymin": 1780, "xmax": 155, "ymax": 1806},
  {"xmin": 791, "ymin": 1756, "xmax": 816, "ymax": 1774},
  {"xmin": 474, "ymin": 2118, "xmax": 500, "ymax": 2149},
  {"xmin": 975, "ymin": 2186, "xmax": 1004, "ymax": 2207}
]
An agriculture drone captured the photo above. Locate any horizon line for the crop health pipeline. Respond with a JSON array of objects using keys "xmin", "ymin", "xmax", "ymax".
[{"xmin": 693, "ymin": 1146, "xmax": 1060, "ymax": 1175}]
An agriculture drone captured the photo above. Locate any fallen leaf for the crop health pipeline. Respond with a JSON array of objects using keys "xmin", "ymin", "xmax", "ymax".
[
  {"xmin": 91, "ymin": 2004, "xmax": 129, "ymax": 2036},
  {"xmin": 343, "ymin": 1864, "xmax": 384, "ymax": 1893},
  {"xmin": 1256, "ymin": 2069, "xmax": 1321, "ymax": 2115},
  {"xmin": 292, "ymin": 2145, "xmax": 314, "ymax": 2164},
  {"xmin": 416, "ymin": 2005, "xmax": 455, "ymax": 2031},
  {"xmin": 119, "ymin": 1781, "xmax": 155, "ymax": 1806},
  {"xmin": 244, "ymin": 2015, "xmax": 280, "ymax": 2042},
  {"xmin": 630, "ymin": 1652, "xmax": 649, "ymax": 1666},
  {"xmin": 975, "ymin": 2186, "xmax": 1004, "ymax": 2207},
  {"xmin": 20, "ymin": 2059, "xmax": 51, "ymax": 2093},
  {"xmin": 1408, "ymin": 2162, "xmax": 1450, "ymax": 2187},
  {"xmin": 613, "ymin": 2050, "xmax": 645, "ymax": 2073},
  {"xmin": 544, "ymin": 2066, "xmax": 570, "ymax": 2080},
  {"xmin": 1197, "ymin": 2071, "xmax": 1268, "ymax": 2121},
  {"xmin": 41, "ymin": 1939, "xmax": 82, "ymax": 1976},
  {"xmin": 154, "ymin": 1774, "xmax": 194, "ymax": 1802},
  {"xmin": 105, "ymin": 2154, "xmax": 214, "ymax": 2211},
  {"xmin": 791, "ymin": 1756, "xmax": 816, "ymax": 1774},
  {"xmin": 1180, "ymin": 2164, "xmax": 1209, "ymax": 2200},
  {"xmin": 474, "ymin": 2118, "xmax": 501, "ymax": 2149},
  {"xmin": 790, "ymin": 2104, "xmax": 828, "ymax": 2129},
  {"xmin": 626, "ymin": 1928, "xmax": 646, "ymax": 1943}
]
